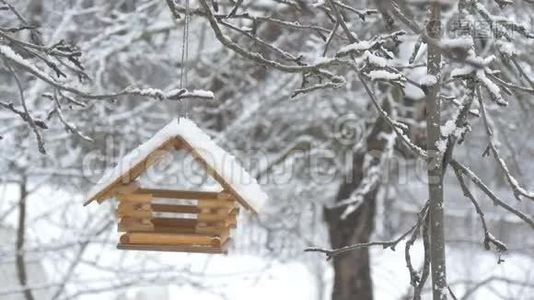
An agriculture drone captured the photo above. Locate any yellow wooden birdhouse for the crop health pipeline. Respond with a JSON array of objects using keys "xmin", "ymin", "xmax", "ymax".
[{"xmin": 84, "ymin": 118, "xmax": 268, "ymax": 254}]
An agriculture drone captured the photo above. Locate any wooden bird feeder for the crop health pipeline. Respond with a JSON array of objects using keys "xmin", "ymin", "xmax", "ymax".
[{"xmin": 84, "ymin": 118, "xmax": 268, "ymax": 254}]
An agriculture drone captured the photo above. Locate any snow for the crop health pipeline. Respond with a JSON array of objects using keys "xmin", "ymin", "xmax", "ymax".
[
  {"xmin": 371, "ymin": 239, "xmax": 534, "ymax": 300},
  {"xmin": 368, "ymin": 70, "xmax": 403, "ymax": 81},
  {"xmin": 0, "ymin": 45, "xmax": 55, "ymax": 82},
  {"xmin": 311, "ymin": 56, "xmax": 331, "ymax": 64},
  {"xmin": 496, "ymin": 40, "xmax": 518, "ymax": 57},
  {"xmin": 351, "ymin": 50, "xmax": 393, "ymax": 68},
  {"xmin": 86, "ymin": 118, "xmax": 268, "ymax": 212},
  {"xmin": 126, "ymin": 88, "xmax": 215, "ymax": 101},
  {"xmin": 312, "ymin": 0, "xmax": 325, "ymax": 7},
  {"xmin": 127, "ymin": 87, "xmax": 166, "ymax": 100},
  {"xmin": 451, "ymin": 65, "xmax": 474, "ymax": 78},
  {"xmin": 419, "ymin": 74, "xmax": 438, "ymax": 86},
  {"xmin": 3, "ymin": 183, "xmax": 534, "ymax": 300},
  {"xmin": 404, "ymin": 81, "xmax": 425, "ymax": 99},
  {"xmin": 364, "ymin": 51, "xmax": 390, "ymax": 68},
  {"xmin": 451, "ymin": 51, "xmax": 496, "ymax": 78},
  {"xmin": 185, "ymin": 89, "xmax": 215, "ymax": 99},
  {"xmin": 440, "ymin": 37, "xmax": 474, "ymax": 50},
  {"xmin": 337, "ymin": 41, "xmax": 374, "ymax": 56},
  {"xmin": 436, "ymin": 139, "xmax": 447, "ymax": 152},
  {"xmin": 476, "ymin": 70, "xmax": 508, "ymax": 106},
  {"xmin": 441, "ymin": 120, "xmax": 457, "ymax": 137}
]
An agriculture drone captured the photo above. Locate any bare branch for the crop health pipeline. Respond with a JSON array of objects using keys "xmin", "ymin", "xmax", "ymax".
[
  {"xmin": 305, "ymin": 202, "xmax": 429, "ymax": 259},
  {"xmin": 4, "ymin": 60, "xmax": 46, "ymax": 154},
  {"xmin": 476, "ymin": 85, "xmax": 534, "ymax": 201},
  {"xmin": 450, "ymin": 159, "xmax": 534, "ymax": 229}
]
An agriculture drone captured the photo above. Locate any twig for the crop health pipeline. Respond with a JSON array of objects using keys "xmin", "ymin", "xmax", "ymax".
[
  {"xmin": 405, "ymin": 202, "xmax": 430, "ymax": 291},
  {"xmin": 305, "ymin": 202, "xmax": 429, "ymax": 259},
  {"xmin": 413, "ymin": 216, "xmax": 431, "ymax": 300},
  {"xmin": 51, "ymin": 90, "xmax": 93, "ymax": 142},
  {"xmin": 323, "ymin": 0, "xmax": 427, "ymax": 159},
  {"xmin": 196, "ymin": 0, "xmax": 342, "ymax": 74},
  {"xmin": 0, "ymin": 101, "xmax": 47, "ymax": 129},
  {"xmin": 4, "ymin": 60, "xmax": 46, "ymax": 154},
  {"xmin": 227, "ymin": 0, "xmax": 243, "ymax": 17},
  {"xmin": 0, "ymin": 45, "xmax": 212, "ymax": 102},
  {"xmin": 476, "ymin": 85, "xmax": 534, "ymax": 201},
  {"xmin": 165, "ymin": 0, "xmax": 181, "ymax": 20},
  {"xmin": 453, "ymin": 165, "xmax": 508, "ymax": 254},
  {"xmin": 450, "ymin": 159, "xmax": 534, "ymax": 229}
]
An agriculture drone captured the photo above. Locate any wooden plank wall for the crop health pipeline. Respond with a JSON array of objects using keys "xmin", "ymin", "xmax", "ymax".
[{"xmin": 115, "ymin": 188, "xmax": 238, "ymax": 252}]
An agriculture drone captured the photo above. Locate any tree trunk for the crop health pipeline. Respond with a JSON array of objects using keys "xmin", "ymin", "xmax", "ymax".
[
  {"xmin": 324, "ymin": 168, "xmax": 376, "ymax": 300},
  {"xmin": 324, "ymin": 107, "xmax": 391, "ymax": 300},
  {"xmin": 425, "ymin": 3, "xmax": 447, "ymax": 300},
  {"xmin": 16, "ymin": 178, "xmax": 35, "ymax": 300}
]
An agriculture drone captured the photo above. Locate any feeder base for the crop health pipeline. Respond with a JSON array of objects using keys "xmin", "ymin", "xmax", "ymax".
[{"xmin": 117, "ymin": 239, "xmax": 231, "ymax": 254}]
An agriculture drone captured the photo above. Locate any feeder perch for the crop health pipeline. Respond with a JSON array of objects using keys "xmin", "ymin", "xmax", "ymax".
[{"xmin": 84, "ymin": 118, "xmax": 268, "ymax": 254}]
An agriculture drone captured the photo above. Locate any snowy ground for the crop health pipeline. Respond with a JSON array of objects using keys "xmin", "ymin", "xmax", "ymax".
[
  {"xmin": 371, "ymin": 241, "xmax": 534, "ymax": 300},
  {"xmin": 87, "ymin": 244, "xmax": 534, "ymax": 300},
  {"xmin": 0, "ymin": 184, "xmax": 533, "ymax": 300}
]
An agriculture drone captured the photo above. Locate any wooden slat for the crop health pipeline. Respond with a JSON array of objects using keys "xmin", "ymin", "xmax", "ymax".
[
  {"xmin": 227, "ymin": 214, "xmax": 238, "ymax": 228},
  {"xmin": 119, "ymin": 223, "xmax": 194, "ymax": 234},
  {"xmin": 197, "ymin": 214, "xmax": 236, "ymax": 222},
  {"xmin": 120, "ymin": 232, "xmax": 221, "ymax": 247},
  {"xmin": 197, "ymin": 209, "xmax": 238, "ymax": 222},
  {"xmin": 96, "ymin": 182, "xmax": 140, "ymax": 204},
  {"xmin": 227, "ymin": 207, "xmax": 239, "ymax": 215},
  {"xmin": 117, "ymin": 193, "xmax": 153, "ymax": 203},
  {"xmin": 150, "ymin": 217, "xmax": 237, "ymax": 229},
  {"xmin": 217, "ymin": 229, "xmax": 231, "ymax": 244},
  {"xmin": 118, "ymin": 222, "xmax": 231, "ymax": 235},
  {"xmin": 198, "ymin": 217, "xmax": 236, "ymax": 228},
  {"xmin": 116, "ymin": 209, "xmax": 152, "ymax": 218},
  {"xmin": 195, "ymin": 226, "xmax": 231, "ymax": 235},
  {"xmin": 117, "ymin": 238, "xmax": 232, "ymax": 254},
  {"xmin": 151, "ymin": 204, "xmax": 236, "ymax": 215},
  {"xmin": 136, "ymin": 188, "xmax": 220, "ymax": 200},
  {"xmin": 113, "ymin": 182, "xmax": 140, "ymax": 194},
  {"xmin": 151, "ymin": 204, "xmax": 199, "ymax": 214},
  {"xmin": 152, "ymin": 226, "xmax": 196, "ymax": 234},
  {"xmin": 217, "ymin": 192, "xmax": 233, "ymax": 200},
  {"xmin": 200, "ymin": 206, "xmax": 238, "ymax": 214},
  {"xmin": 118, "ymin": 202, "xmax": 151, "ymax": 212},
  {"xmin": 151, "ymin": 217, "xmax": 197, "ymax": 228},
  {"xmin": 118, "ymin": 222, "xmax": 154, "ymax": 232},
  {"xmin": 197, "ymin": 213, "xmax": 228, "ymax": 222},
  {"xmin": 121, "ymin": 217, "xmax": 152, "ymax": 225},
  {"xmin": 197, "ymin": 200, "xmax": 236, "ymax": 209}
]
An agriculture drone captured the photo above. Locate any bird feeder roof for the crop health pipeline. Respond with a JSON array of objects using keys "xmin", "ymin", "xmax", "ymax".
[{"xmin": 85, "ymin": 118, "xmax": 268, "ymax": 214}]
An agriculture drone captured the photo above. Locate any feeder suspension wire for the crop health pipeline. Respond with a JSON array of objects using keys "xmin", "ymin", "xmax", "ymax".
[{"xmin": 179, "ymin": 0, "xmax": 191, "ymax": 118}]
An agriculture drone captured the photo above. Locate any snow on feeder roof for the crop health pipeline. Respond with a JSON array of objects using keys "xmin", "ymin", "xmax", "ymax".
[{"xmin": 85, "ymin": 118, "xmax": 268, "ymax": 214}]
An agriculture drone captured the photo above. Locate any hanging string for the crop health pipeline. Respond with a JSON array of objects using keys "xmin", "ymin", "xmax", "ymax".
[{"xmin": 179, "ymin": 0, "xmax": 191, "ymax": 119}]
